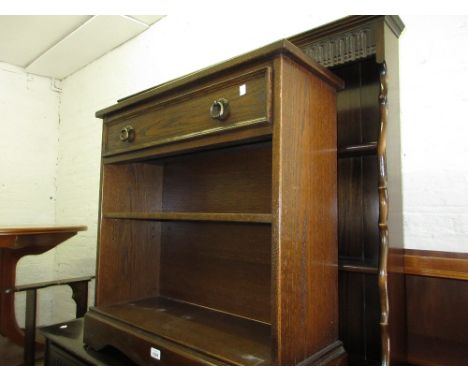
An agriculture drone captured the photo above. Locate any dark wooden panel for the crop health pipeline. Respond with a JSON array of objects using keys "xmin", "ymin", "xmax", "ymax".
[
  {"xmin": 338, "ymin": 156, "xmax": 363, "ymax": 261},
  {"xmin": 387, "ymin": 248, "xmax": 468, "ymax": 365},
  {"xmin": 334, "ymin": 58, "xmax": 379, "ymax": 148},
  {"xmin": 364, "ymin": 272, "xmax": 382, "ymax": 363},
  {"xmin": 362, "ymin": 155, "xmax": 379, "ymax": 266},
  {"xmin": 338, "ymin": 155, "xmax": 378, "ymax": 265},
  {"xmin": 339, "ymin": 271, "xmax": 381, "ymax": 365},
  {"xmin": 162, "ymin": 142, "xmax": 272, "ymax": 214},
  {"xmin": 360, "ymin": 59, "xmax": 380, "ymax": 143},
  {"xmin": 101, "ymin": 162, "xmax": 163, "ymax": 214},
  {"xmin": 334, "ymin": 62, "xmax": 362, "ymax": 148},
  {"xmin": 160, "ymin": 222, "xmax": 271, "ymax": 323},
  {"xmin": 339, "ymin": 271, "xmax": 365, "ymax": 362},
  {"xmin": 388, "ymin": 248, "xmax": 407, "ymax": 364},
  {"xmin": 406, "ymin": 275, "xmax": 468, "ymax": 365},
  {"xmin": 272, "ymin": 55, "xmax": 339, "ymax": 364},
  {"xmin": 87, "ymin": 297, "xmax": 271, "ymax": 365},
  {"xmin": 96, "ymin": 219, "xmax": 161, "ymax": 306}
]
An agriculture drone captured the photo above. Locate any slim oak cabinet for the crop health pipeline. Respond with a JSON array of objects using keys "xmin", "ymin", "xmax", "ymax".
[
  {"xmin": 83, "ymin": 40, "xmax": 344, "ymax": 365},
  {"xmin": 289, "ymin": 16, "xmax": 405, "ymax": 365}
]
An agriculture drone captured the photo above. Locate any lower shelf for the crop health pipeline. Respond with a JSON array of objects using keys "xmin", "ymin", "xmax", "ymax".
[{"xmin": 84, "ymin": 296, "xmax": 272, "ymax": 365}]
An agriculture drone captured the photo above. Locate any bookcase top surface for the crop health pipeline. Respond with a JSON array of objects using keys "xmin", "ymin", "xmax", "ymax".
[{"xmin": 96, "ymin": 39, "xmax": 343, "ymax": 119}]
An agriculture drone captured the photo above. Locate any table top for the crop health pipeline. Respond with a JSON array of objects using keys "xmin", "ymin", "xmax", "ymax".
[{"xmin": 0, "ymin": 226, "xmax": 87, "ymax": 236}]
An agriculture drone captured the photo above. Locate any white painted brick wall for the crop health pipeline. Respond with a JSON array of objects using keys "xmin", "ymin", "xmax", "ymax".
[
  {"xmin": 399, "ymin": 16, "xmax": 468, "ymax": 251},
  {"xmin": 0, "ymin": 62, "xmax": 59, "ymax": 326}
]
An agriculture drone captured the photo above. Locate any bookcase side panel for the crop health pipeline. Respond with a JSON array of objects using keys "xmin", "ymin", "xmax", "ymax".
[{"xmin": 272, "ymin": 56, "xmax": 339, "ymax": 365}]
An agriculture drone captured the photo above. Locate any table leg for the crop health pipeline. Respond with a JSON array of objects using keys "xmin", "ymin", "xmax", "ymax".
[
  {"xmin": 0, "ymin": 250, "xmax": 24, "ymax": 345},
  {"xmin": 24, "ymin": 289, "xmax": 37, "ymax": 365}
]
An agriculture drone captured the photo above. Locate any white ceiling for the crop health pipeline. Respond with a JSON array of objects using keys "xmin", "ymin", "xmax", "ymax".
[{"xmin": 0, "ymin": 15, "xmax": 164, "ymax": 79}]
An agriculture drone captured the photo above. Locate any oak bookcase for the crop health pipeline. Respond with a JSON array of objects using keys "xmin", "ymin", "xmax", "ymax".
[{"xmin": 83, "ymin": 40, "xmax": 344, "ymax": 365}]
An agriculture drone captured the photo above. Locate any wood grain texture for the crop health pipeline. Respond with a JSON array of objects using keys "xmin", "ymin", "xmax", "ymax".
[
  {"xmin": 338, "ymin": 271, "xmax": 381, "ymax": 365},
  {"xmin": 0, "ymin": 227, "xmax": 86, "ymax": 348},
  {"xmin": 338, "ymin": 156, "xmax": 379, "ymax": 266},
  {"xmin": 104, "ymin": 66, "xmax": 272, "ymax": 157},
  {"xmin": 272, "ymin": 55, "xmax": 339, "ymax": 364},
  {"xmin": 160, "ymin": 222, "xmax": 271, "ymax": 323},
  {"xmin": 86, "ymin": 297, "xmax": 271, "ymax": 365},
  {"xmin": 98, "ymin": 39, "xmax": 343, "ymax": 118},
  {"xmin": 387, "ymin": 247, "xmax": 407, "ymax": 364},
  {"xmin": 406, "ymin": 275, "xmax": 468, "ymax": 365},
  {"xmin": 387, "ymin": 248, "xmax": 468, "ymax": 365},
  {"xmin": 402, "ymin": 249, "xmax": 468, "ymax": 281},
  {"xmin": 294, "ymin": 17, "xmax": 405, "ymax": 366},
  {"xmin": 161, "ymin": 141, "xmax": 272, "ymax": 214},
  {"xmin": 96, "ymin": 219, "xmax": 161, "ymax": 306},
  {"xmin": 101, "ymin": 162, "xmax": 163, "ymax": 214},
  {"xmin": 334, "ymin": 58, "xmax": 381, "ymax": 365},
  {"xmin": 0, "ymin": 226, "xmax": 86, "ymax": 236},
  {"xmin": 104, "ymin": 212, "xmax": 272, "ymax": 224}
]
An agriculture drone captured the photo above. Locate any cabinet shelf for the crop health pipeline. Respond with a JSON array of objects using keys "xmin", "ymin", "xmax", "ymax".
[
  {"xmin": 338, "ymin": 142, "xmax": 377, "ymax": 158},
  {"xmin": 103, "ymin": 212, "xmax": 272, "ymax": 224},
  {"xmin": 87, "ymin": 296, "xmax": 271, "ymax": 365},
  {"xmin": 339, "ymin": 258, "xmax": 378, "ymax": 274}
]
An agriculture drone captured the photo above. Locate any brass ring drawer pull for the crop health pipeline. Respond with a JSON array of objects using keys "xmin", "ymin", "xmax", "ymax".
[
  {"xmin": 209, "ymin": 98, "xmax": 230, "ymax": 120},
  {"xmin": 120, "ymin": 126, "xmax": 135, "ymax": 142}
]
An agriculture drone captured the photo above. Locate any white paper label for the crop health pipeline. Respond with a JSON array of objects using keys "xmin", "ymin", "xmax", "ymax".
[
  {"xmin": 150, "ymin": 347, "xmax": 161, "ymax": 360},
  {"xmin": 239, "ymin": 84, "xmax": 247, "ymax": 96}
]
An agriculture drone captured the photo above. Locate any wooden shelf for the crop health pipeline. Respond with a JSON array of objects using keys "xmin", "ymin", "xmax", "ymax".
[
  {"xmin": 89, "ymin": 297, "xmax": 271, "ymax": 365},
  {"xmin": 338, "ymin": 142, "xmax": 377, "ymax": 158},
  {"xmin": 103, "ymin": 212, "xmax": 272, "ymax": 224},
  {"xmin": 339, "ymin": 259, "xmax": 378, "ymax": 274}
]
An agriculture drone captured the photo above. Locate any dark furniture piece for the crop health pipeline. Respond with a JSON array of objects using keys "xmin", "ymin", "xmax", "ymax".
[
  {"xmin": 289, "ymin": 16, "xmax": 405, "ymax": 365},
  {"xmin": 0, "ymin": 225, "xmax": 87, "ymax": 365},
  {"xmin": 41, "ymin": 318, "xmax": 134, "ymax": 365},
  {"xmin": 83, "ymin": 39, "xmax": 345, "ymax": 365}
]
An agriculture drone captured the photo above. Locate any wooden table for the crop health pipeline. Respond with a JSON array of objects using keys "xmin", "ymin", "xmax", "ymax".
[{"xmin": 0, "ymin": 226, "xmax": 87, "ymax": 365}]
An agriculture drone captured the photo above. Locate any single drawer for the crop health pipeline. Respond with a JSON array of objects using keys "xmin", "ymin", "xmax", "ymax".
[{"xmin": 103, "ymin": 65, "xmax": 272, "ymax": 157}]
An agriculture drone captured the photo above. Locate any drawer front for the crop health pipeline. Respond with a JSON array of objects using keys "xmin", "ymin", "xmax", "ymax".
[{"xmin": 103, "ymin": 65, "xmax": 272, "ymax": 157}]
